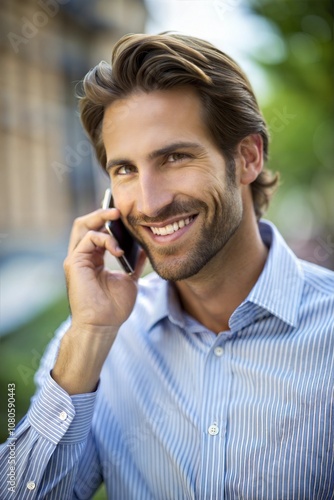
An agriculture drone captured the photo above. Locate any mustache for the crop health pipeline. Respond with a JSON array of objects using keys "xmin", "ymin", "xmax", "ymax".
[{"xmin": 128, "ymin": 199, "xmax": 207, "ymax": 225}]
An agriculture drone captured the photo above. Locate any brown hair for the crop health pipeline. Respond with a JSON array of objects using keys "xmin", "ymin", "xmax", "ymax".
[{"xmin": 79, "ymin": 33, "xmax": 279, "ymax": 219}]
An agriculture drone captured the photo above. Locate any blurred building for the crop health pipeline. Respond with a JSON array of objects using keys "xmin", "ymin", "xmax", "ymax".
[{"xmin": 0, "ymin": 0, "xmax": 147, "ymax": 246}]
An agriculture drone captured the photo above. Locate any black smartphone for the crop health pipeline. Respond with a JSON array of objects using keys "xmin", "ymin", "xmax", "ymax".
[{"xmin": 102, "ymin": 188, "xmax": 140, "ymax": 275}]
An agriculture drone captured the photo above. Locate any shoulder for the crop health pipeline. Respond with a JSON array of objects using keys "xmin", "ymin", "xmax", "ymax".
[
  {"xmin": 300, "ymin": 260, "xmax": 334, "ymax": 296},
  {"xmin": 298, "ymin": 260, "xmax": 334, "ymax": 327}
]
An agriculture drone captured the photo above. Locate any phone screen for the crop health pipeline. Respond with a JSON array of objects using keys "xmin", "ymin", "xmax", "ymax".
[{"xmin": 102, "ymin": 189, "xmax": 139, "ymax": 274}]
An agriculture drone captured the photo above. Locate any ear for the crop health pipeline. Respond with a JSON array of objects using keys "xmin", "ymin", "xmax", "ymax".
[{"xmin": 236, "ymin": 134, "xmax": 263, "ymax": 186}]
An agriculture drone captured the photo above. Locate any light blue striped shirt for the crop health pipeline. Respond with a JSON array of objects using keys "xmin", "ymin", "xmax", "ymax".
[{"xmin": 1, "ymin": 220, "xmax": 333, "ymax": 499}]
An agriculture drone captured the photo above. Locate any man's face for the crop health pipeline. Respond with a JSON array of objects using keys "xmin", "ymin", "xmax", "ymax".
[{"xmin": 102, "ymin": 87, "xmax": 243, "ymax": 281}]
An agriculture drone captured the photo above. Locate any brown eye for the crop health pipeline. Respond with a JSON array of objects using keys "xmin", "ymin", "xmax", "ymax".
[
  {"xmin": 116, "ymin": 165, "xmax": 137, "ymax": 175},
  {"xmin": 166, "ymin": 153, "xmax": 189, "ymax": 163}
]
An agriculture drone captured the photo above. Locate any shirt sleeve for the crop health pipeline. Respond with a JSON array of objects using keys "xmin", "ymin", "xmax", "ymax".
[{"xmin": 0, "ymin": 319, "xmax": 102, "ymax": 499}]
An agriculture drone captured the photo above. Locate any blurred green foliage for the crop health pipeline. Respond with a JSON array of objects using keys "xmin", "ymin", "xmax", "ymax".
[{"xmin": 249, "ymin": 0, "xmax": 333, "ymax": 244}]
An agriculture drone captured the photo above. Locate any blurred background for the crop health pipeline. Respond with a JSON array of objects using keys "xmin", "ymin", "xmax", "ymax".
[{"xmin": 0, "ymin": 0, "xmax": 333, "ymax": 496}]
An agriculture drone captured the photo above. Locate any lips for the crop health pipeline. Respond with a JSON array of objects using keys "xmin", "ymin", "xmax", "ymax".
[{"xmin": 149, "ymin": 216, "xmax": 195, "ymax": 236}]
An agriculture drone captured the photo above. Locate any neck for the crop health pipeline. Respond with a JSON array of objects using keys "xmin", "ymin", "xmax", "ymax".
[{"xmin": 175, "ymin": 218, "xmax": 268, "ymax": 334}]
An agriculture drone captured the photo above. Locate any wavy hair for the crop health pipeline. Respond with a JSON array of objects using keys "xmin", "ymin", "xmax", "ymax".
[{"xmin": 79, "ymin": 33, "xmax": 279, "ymax": 219}]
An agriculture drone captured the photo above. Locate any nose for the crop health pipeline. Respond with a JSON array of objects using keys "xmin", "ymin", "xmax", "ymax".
[{"xmin": 136, "ymin": 170, "xmax": 174, "ymax": 218}]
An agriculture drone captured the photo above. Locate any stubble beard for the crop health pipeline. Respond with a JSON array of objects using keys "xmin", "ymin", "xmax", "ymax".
[{"xmin": 130, "ymin": 189, "xmax": 243, "ymax": 282}]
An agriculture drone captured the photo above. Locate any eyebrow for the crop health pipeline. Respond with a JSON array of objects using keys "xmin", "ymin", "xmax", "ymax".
[{"xmin": 105, "ymin": 141, "xmax": 205, "ymax": 171}]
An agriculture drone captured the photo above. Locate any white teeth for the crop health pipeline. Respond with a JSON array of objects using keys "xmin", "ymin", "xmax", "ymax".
[{"xmin": 150, "ymin": 216, "xmax": 193, "ymax": 236}]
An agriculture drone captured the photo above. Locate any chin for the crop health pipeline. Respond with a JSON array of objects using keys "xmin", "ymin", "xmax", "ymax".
[{"xmin": 150, "ymin": 255, "xmax": 209, "ymax": 282}]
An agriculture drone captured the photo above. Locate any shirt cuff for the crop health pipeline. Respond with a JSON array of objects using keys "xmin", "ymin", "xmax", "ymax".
[{"xmin": 27, "ymin": 372, "xmax": 97, "ymax": 445}]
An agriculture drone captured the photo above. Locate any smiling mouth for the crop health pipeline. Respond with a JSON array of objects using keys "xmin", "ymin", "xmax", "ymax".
[{"xmin": 149, "ymin": 216, "xmax": 195, "ymax": 236}]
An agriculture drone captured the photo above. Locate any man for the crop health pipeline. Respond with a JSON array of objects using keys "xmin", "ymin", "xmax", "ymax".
[{"xmin": 1, "ymin": 33, "xmax": 333, "ymax": 499}]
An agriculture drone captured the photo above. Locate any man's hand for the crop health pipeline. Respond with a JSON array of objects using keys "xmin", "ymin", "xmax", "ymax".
[
  {"xmin": 64, "ymin": 207, "xmax": 145, "ymax": 330},
  {"xmin": 52, "ymin": 207, "xmax": 146, "ymax": 394}
]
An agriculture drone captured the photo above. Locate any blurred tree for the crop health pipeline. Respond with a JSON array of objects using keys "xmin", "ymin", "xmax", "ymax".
[{"xmin": 246, "ymin": 0, "xmax": 333, "ymax": 265}]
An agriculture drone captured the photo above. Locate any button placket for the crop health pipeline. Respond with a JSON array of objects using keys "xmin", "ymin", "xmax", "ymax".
[{"xmin": 198, "ymin": 339, "xmax": 233, "ymax": 498}]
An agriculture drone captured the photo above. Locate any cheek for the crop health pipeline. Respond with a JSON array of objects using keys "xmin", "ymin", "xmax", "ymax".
[
  {"xmin": 177, "ymin": 162, "xmax": 226, "ymax": 192},
  {"xmin": 187, "ymin": 168, "xmax": 226, "ymax": 202},
  {"xmin": 110, "ymin": 182, "xmax": 135, "ymax": 217},
  {"xmin": 203, "ymin": 179, "xmax": 242, "ymax": 217}
]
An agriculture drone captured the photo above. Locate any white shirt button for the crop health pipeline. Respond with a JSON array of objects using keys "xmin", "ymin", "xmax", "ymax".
[
  {"xmin": 59, "ymin": 411, "xmax": 67, "ymax": 421},
  {"xmin": 214, "ymin": 346, "xmax": 224, "ymax": 357},
  {"xmin": 27, "ymin": 481, "xmax": 36, "ymax": 490},
  {"xmin": 208, "ymin": 424, "xmax": 219, "ymax": 436}
]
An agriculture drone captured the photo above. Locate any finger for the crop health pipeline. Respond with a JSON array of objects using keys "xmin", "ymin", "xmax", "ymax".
[
  {"xmin": 68, "ymin": 208, "xmax": 121, "ymax": 253},
  {"xmin": 73, "ymin": 230, "xmax": 124, "ymax": 259}
]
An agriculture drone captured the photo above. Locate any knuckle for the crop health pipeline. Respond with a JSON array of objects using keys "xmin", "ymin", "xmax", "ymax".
[
  {"xmin": 86, "ymin": 229, "xmax": 97, "ymax": 239},
  {"xmin": 73, "ymin": 216, "xmax": 84, "ymax": 227}
]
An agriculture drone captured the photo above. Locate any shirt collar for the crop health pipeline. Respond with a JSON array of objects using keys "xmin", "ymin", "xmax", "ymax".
[
  {"xmin": 145, "ymin": 220, "xmax": 304, "ymax": 333},
  {"xmin": 144, "ymin": 276, "xmax": 185, "ymax": 332},
  {"xmin": 229, "ymin": 220, "xmax": 304, "ymax": 330}
]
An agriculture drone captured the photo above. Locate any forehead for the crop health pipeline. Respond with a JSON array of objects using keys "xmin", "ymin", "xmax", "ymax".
[
  {"xmin": 102, "ymin": 87, "xmax": 215, "ymax": 153},
  {"xmin": 103, "ymin": 86, "xmax": 202, "ymax": 122}
]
